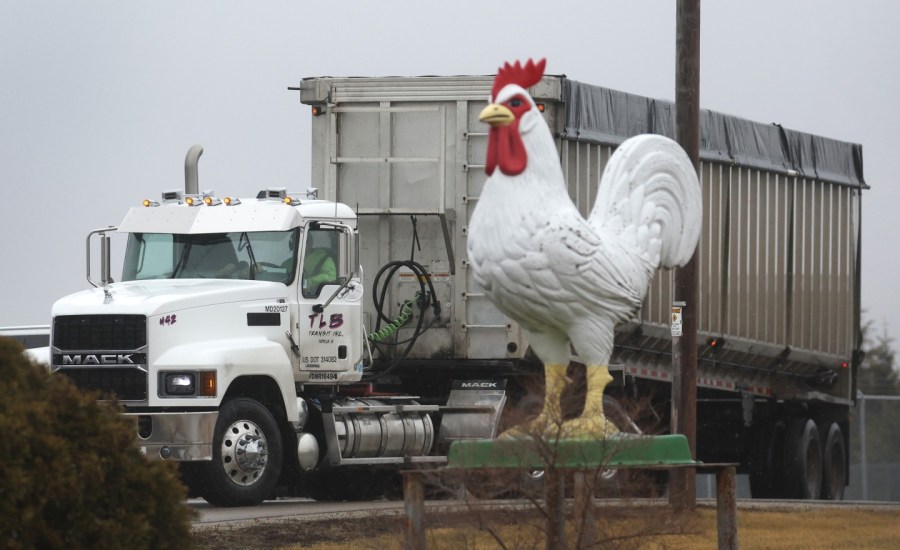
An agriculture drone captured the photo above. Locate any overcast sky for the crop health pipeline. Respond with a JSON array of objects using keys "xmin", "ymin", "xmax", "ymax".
[{"xmin": 2, "ymin": 1, "xmax": 899, "ymax": 350}]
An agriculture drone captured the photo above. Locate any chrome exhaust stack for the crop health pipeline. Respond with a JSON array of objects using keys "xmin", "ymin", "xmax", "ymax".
[{"xmin": 184, "ymin": 144, "xmax": 203, "ymax": 195}]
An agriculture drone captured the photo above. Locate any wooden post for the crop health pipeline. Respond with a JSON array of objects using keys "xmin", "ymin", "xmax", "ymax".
[
  {"xmin": 716, "ymin": 466, "xmax": 738, "ymax": 550},
  {"xmin": 403, "ymin": 471, "xmax": 426, "ymax": 550},
  {"xmin": 671, "ymin": 0, "xmax": 701, "ymax": 510}
]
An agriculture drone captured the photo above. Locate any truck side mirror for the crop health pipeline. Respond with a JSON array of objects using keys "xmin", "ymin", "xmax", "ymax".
[
  {"xmin": 86, "ymin": 227, "xmax": 117, "ymax": 288},
  {"xmin": 100, "ymin": 232, "xmax": 113, "ymax": 286},
  {"xmin": 348, "ymin": 227, "xmax": 359, "ymax": 278}
]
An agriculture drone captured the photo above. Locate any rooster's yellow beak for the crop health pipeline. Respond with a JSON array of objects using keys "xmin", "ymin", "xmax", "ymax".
[{"xmin": 480, "ymin": 103, "xmax": 515, "ymax": 126}]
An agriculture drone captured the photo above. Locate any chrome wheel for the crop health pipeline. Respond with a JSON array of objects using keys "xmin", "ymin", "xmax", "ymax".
[{"xmin": 221, "ymin": 419, "xmax": 269, "ymax": 486}]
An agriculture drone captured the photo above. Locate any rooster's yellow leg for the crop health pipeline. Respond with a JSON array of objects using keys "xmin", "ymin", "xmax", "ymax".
[
  {"xmin": 562, "ymin": 365, "xmax": 618, "ymax": 439},
  {"xmin": 499, "ymin": 363, "xmax": 568, "ymax": 439}
]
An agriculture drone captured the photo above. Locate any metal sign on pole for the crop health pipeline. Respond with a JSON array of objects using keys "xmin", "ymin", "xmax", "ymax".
[{"xmin": 671, "ymin": 303, "xmax": 685, "ymax": 338}]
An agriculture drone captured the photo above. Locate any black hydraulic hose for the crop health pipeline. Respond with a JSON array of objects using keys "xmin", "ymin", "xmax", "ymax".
[{"xmin": 364, "ymin": 259, "xmax": 441, "ymax": 381}]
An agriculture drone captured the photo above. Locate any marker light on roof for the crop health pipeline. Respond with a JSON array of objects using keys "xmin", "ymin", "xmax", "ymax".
[
  {"xmin": 203, "ymin": 196, "xmax": 221, "ymax": 206},
  {"xmin": 224, "ymin": 197, "xmax": 241, "ymax": 206},
  {"xmin": 143, "ymin": 199, "xmax": 160, "ymax": 207}
]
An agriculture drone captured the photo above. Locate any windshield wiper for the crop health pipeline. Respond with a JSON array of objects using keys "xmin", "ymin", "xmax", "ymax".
[
  {"xmin": 238, "ymin": 232, "xmax": 257, "ymax": 280},
  {"xmin": 171, "ymin": 242, "xmax": 192, "ymax": 278}
]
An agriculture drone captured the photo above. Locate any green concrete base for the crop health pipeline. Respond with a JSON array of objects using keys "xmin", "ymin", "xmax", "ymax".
[{"xmin": 446, "ymin": 434, "xmax": 695, "ymax": 470}]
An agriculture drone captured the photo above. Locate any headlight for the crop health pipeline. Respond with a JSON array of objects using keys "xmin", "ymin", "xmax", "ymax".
[
  {"xmin": 159, "ymin": 371, "xmax": 216, "ymax": 397},
  {"xmin": 164, "ymin": 373, "xmax": 195, "ymax": 395}
]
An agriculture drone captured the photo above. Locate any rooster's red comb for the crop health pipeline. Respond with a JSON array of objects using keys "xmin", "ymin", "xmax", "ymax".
[{"xmin": 491, "ymin": 58, "xmax": 546, "ymax": 101}]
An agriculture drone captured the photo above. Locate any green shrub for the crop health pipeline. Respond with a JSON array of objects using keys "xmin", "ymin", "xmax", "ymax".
[{"xmin": 0, "ymin": 337, "xmax": 196, "ymax": 549}]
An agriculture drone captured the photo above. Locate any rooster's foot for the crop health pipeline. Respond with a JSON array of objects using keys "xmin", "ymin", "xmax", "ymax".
[
  {"xmin": 558, "ymin": 413, "xmax": 619, "ymax": 440},
  {"xmin": 498, "ymin": 412, "xmax": 565, "ymax": 440}
]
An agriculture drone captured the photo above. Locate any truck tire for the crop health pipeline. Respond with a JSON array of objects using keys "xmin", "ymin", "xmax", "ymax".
[
  {"xmin": 749, "ymin": 419, "xmax": 787, "ymax": 499},
  {"xmin": 784, "ymin": 417, "xmax": 822, "ymax": 499},
  {"xmin": 197, "ymin": 398, "xmax": 284, "ymax": 507},
  {"xmin": 821, "ymin": 422, "xmax": 846, "ymax": 500}
]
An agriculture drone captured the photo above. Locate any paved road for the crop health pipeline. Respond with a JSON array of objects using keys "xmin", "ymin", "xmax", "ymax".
[
  {"xmin": 190, "ymin": 497, "xmax": 408, "ymax": 527},
  {"xmin": 191, "ymin": 496, "xmax": 900, "ymax": 528}
]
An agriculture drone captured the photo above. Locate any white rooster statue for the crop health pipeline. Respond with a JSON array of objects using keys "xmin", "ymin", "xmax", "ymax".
[{"xmin": 467, "ymin": 59, "xmax": 702, "ymax": 439}]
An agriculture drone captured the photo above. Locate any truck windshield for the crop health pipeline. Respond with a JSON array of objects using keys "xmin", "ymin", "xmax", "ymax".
[{"xmin": 122, "ymin": 230, "xmax": 299, "ymax": 283}]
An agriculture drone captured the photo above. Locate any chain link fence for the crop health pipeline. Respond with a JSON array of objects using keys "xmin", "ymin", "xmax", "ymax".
[{"xmin": 846, "ymin": 393, "xmax": 900, "ymax": 501}]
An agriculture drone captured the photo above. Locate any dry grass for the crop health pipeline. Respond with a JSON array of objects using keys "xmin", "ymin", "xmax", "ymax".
[
  {"xmin": 193, "ymin": 506, "xmax": 900, "ymax": 550},
  {"xmin": 666, "ymin": 508, "xmax": 900, "ymax": 550}
]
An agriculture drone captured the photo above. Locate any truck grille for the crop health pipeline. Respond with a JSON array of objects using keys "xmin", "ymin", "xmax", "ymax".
[
  {"xmin": 52, "ymin": 315, "xmax": 148, "ymax": 401},
  {"xmin": 54, "ymin": 314, "xmax": 147, "ymax": 350},
  {"xmin": 59, "ymin": 368, "xmax": 148, "ymax": 401}
]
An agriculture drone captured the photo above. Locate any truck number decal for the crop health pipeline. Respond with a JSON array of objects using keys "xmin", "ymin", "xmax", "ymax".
[
  {"xmin": 265, "ymin": 305, "xmax": 288, "ymax": 313},
  {"xmin": 308, "ymin": 372, "xmax": 339, "ymax": 380},
  {"xmin": 159, "ymin": 314, "xmax": 177, "ymax": 326}
]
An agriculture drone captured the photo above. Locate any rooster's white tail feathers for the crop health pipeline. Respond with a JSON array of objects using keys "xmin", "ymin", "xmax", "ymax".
[{"xmin": 588, "ymin": 135, "xmax": 702, "ymax": 269}]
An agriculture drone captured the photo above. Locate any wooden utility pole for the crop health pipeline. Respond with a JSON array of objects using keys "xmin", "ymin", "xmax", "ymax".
[{"xmin": 671, "ymin": 0, "xmax": 700, "ymax": 510}]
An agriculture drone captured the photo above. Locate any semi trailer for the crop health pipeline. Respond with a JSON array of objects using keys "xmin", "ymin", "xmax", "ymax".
[{"xmin": 46, "ymin": 73, "xmax": 864, "ymax": 505}]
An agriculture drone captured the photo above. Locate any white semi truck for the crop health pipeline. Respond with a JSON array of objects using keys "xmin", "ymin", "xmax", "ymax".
[{"xmin": 47, "ymin": 74, "xmax": 865, "ymax": 505}]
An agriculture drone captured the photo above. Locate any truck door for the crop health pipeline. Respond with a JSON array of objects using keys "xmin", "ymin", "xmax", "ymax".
[{"xmin": 295, "ymin": 222, "xmax": 364, "ymax": 384}]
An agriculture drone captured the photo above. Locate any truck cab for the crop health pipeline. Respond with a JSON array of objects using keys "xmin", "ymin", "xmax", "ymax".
[{"xmin": 49, "ymin": 185, "xmax": 368, "ymax": 505}]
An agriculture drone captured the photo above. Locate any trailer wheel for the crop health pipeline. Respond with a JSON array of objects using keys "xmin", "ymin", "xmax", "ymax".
[
  {"xmin": 784, "ymin": 417, "xmax": 822, "ymax": 499},
  {"xmin": 593, "ymin": 396, "xmax": 657, "ymax": 498},
  {"xmin": 197, "ymin": 398, "xmax": 284, "ymax": 507},
  {"xmin": 821, "ymin": 422, "xmax": 846, "ymax": 500},
  {"xmin": 749, "ymin": 419, "xmax": 787, "ymax": 498}
]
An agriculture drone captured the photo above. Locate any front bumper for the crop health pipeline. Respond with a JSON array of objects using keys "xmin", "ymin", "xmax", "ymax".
[{"xmin": 126, "ymin": 411, "xmax": 218, "ymax": 461}]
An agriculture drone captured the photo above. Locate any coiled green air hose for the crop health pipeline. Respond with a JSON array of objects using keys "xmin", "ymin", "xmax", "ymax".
[{"xmin": 367, "ymin": 295, "xmax": 416, "ymax": 342}]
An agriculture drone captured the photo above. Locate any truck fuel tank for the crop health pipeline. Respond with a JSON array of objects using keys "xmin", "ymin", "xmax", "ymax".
[{"xmin": 321, "ymin": 397, "xmax": 436, "ymax": 466}]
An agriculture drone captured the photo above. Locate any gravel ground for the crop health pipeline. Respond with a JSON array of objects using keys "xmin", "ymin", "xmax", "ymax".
[
  {"xmin": 191, "ymin": 498, "xmax": 900, "ymax": 549},
  {"xmin": 192, "ymin": 514, "xmax": 404, "ymax": 549}
]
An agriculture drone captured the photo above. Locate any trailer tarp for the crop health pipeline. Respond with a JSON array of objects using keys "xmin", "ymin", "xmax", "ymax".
[{"xmin": 562, "ymin": 79, "xmax": 865, "ymax": 188}]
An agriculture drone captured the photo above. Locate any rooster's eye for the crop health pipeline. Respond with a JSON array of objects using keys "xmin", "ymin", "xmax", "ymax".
[{"xmin": 509, "ymin": 98, "xmax": 523, "ymax": 108}]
